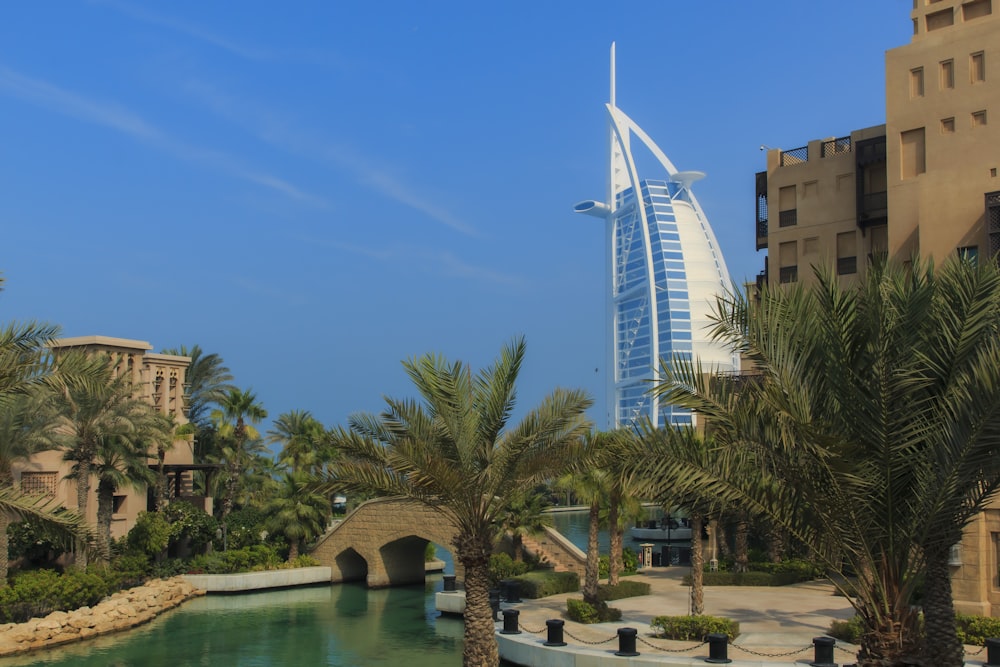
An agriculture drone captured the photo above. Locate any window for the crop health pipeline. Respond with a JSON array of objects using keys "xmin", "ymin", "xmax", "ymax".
[
  {"xmin": 962, "ymin": 0, "xmax": 992, "ymax": 21},
  {"xmin": 837, "ymin": 231, "xmax": 858, "ymax": 275},
  {"xmin": 900, "ymin": 128, "xmax": 927, "ymax": 178},
  {"xmin": 941, "ymin": 117, "xmax": 956, "ymax": 133},
  {"xmin": 973, "ymin": 110, "xmax": 988, "ymax": 127},
  {"xmin": 779, "ymin": 241, "xmax": 798, "ymax": 284},
  {"xmin": 988, "ymin": 191, "xmax": 1000, "ymax": 258},
  {"xmin": 803, "ymin": 236, "xmax": 819, "ymax": 255},
  {"xmin": 113, "ymin": 495, "xmax": 127, "ymax": 515},
  {"xmin": 940, "ymin": 59, "xmax": 955, "ymax": 89},
  {"xmin": 910, "ymin": 67, "xmax": 925, "ymax": 97},
  {"xmin": 958, "ymin": 246, "xmax": 980, "ymax": 265},
  {"xmin": 779, "ymin": 185, "xmax": 797, "ymax": 227},
  {"xmin": 927, "ymin": 7, "xmax": 955, "ymax": 30},
  {"xmin": 971, "ymin": 51, "xmax": 986, "ymax": 83},
  {"xmin": 20, "ymin": 472, "xmax": 57, "ymax": 496},
  {"xmin": 870, "ymin": 225, "xmax": 889, "ymax": 263}
]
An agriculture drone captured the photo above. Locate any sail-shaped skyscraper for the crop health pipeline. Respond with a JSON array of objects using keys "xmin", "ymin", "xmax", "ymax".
[{"xmin": 575, "ymin": 44, "xmax": 739, "ymax": 430}]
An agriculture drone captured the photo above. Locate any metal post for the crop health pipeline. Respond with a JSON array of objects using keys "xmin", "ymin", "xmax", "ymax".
[
  {"xmin": 442, "ymin": 574, "xmax": 456, "ymax": 592},
  {"xmin": 704, "ymin": 632, "xmax": 731, "ymax": 663},
  {"xmin": 986, "ymin": 637, "xmax": 1000, "ymax": 667},
  {"xmin": 615, "ymin": 627, "xmax": 639, "ymax": 657},
  {"xmin": 810, "ymin": 636, "xmax": 837, "ymax": 667},
  {"xmin": 500, "ymin": 609, "xmax": 520, "ymax": 635},
  {"xmin": 501, "ymin": 579, "xmax": 521, "ymax": 603},
  {"xmin": 544, "ymin": 619, "xmax": 566, "ymax": 647}
]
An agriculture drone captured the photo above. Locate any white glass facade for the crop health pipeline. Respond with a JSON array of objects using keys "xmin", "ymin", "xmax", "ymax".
[{"xmin": 575, "ymin": 45, "xmax": 738, "ymax": 429}]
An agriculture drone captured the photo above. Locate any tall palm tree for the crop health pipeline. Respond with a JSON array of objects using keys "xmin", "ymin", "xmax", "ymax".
[
  {"xmin": 268, "ymin": 410, "xmax": 329, "ymax": 475},
  {"xmin": 44, "ymin": 351, "xmax": 159, "ymax": 568},
  {"xmin": 495, "ymin": 489, "xmax": 552, "ymax": 562},
  {"xmin": 556, "ymin": 431, "xmax": 613, "ymax": 605},
  {"xmin": 264, "ymin": 471, "xmax": 329, "ymax": 561},
  {"xmin": 321, "ymin": 337, "xmax": 591, "ymax": 667},
  {"xmin": 67, "ymin": 434, "xmax": 157, "ymax": 562},
  {"xmin": 642, "ymin": 257, "xmax": 1000, "ymax": 667},
  {"xmin": 161, "ymin": 345, "xmax": 235, "ymax": 462},
  {"xmin": 211, "ymin": 388, "xmax": 267, "ymax": 520}
]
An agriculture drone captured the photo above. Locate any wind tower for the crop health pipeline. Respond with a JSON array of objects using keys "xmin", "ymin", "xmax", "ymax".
[{"xmin": 574, "ymin": 43, "xmax": 738, "ymax": 430}]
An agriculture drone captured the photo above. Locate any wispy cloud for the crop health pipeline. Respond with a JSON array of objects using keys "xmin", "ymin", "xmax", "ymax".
[
  {"xmin": 0, "ymin": 66, "xmax": 326, "ymax": 207},
  {"xmin": 183, "ymin": 80, "xmax": 477, "ymax": 236},
  {"xmin": 306, "ymin": 238, "xmax": 526, "ymax": 288},
  {"xmin": 92, "ymin": 0, "xmax": 275, "ymax": 61},
  {"xmin": 226, "ymin": 275, "xmax": 309, "ymax": 306}
]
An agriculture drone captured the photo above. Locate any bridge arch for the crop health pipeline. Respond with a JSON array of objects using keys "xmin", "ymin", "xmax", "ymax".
[{"xmin": 311, "ymin": 497, "xmax": 461, "ymax": 588}]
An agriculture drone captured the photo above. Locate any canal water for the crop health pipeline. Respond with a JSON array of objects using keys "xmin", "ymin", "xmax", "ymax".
[{"xmin": 0, "ymin": 509, "xmax": 669, "ymax": 666}]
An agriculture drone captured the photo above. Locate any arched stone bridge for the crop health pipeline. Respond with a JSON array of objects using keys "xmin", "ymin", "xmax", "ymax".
[{"xmin": 310, "ymin": 497, "xmax": 461, "ymax": 588}]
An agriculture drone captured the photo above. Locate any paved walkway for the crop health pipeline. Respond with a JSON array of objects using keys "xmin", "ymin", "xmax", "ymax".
[{"xmin": 505, "ymin": 566, "xmax": 862, "ymax": 665}]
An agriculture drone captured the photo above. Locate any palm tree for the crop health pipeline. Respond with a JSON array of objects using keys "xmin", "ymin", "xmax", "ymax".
[
  {"xmin": 211, "ymin": 388, "xmax": 267, "ymax": 520},
  {"xmin": 321, "ymin": 337, "xmax": 591, "ymax": 667},
  {"xmin": 495, "ymin": 489, "xmax": 552, "ymax": 562},
  {"xmin": 68, "ymin": 434, "xmax": 157, "ymax": 562},
  {"xmin": 0, "ymin": 282, "xmax": 92, "ymax": 582},
  {"xmin": 642, "ymin": 257, "xmax": 1000, "ymax": 667},
  {"xmin": 556, "ymin": 432, "xmax": 610, "ymax": 605},
  {"xmin": 264, "ymin": 472, "xmax": 329, "ymax": 561},
  {"xmin": 600, "ymin": 430, "xmax": 644, "ymax": 586},
  {"xmin": 268, "ymin": 410, "xmax": 329, "ymax": 475},
  {"xmin": 44, "ymin": 351, "xmax": 163, "ymax": 567},
  {"xmin": 161, "ymin": 345, "xmax": 235, "ymax": 462}
]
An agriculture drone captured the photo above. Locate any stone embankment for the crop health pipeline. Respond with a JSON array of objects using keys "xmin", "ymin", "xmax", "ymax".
[{"xmin": 0, "ymin": 577, "xmax": 204, "ymax": 657}]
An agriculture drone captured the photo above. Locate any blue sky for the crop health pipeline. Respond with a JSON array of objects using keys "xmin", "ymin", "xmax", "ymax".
[{"xmin": 1, "ymin": 1, "xmax": 912, "ymax": 433}]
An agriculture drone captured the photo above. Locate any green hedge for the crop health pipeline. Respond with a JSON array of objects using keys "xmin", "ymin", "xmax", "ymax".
[
  {"xmin": 828, "ymin": 616, "xmax": 863, "ymax": 644},
  {"xmin": 683, "ymin": 570, "xmax": 810, "ymax": 587},
  {"xmin": 185, "ymin": 545, "xmax": 284, "ymax": 574},
  {"xmin": 598, "ymin": 580, "xmax": 650, "ymax": 601},
  {"xmin": 566, "ymin": 598, "xmax": 621, "ymax": 624},
  {"xmin": 511, "ymin": 570, "xmax": 578, "ymax": 598},
  {"xmin": 0, "ymin": 569, "xmax": 110, "ymax": 624},
  {"xmin": 650, "ymin": 615, "xmax": 739, "ymax": 641},
  {"xmin": 830, "ymin": 613, "xmax": 1000, "ymax": 647}
]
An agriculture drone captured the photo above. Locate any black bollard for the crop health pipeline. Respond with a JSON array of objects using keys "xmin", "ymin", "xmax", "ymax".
[
  {"xmin": 500, "ymin": 578, "xmax": 522, "ymax": 603},
  {"xmin": 442, "ymin": 574, "xmax": 456, "ymax": 592},
  {"xmin": 614, "ymin": 627, "xmax": 639, "ymax": 657},
  {"xmin": 810, "ymin": 636, "xmax": 837, "ymax": 667},
  {"xmin": 544, "ymin": 619, "xmax": 566, "ymax": 647},
  {"xmin": 488, "ymin": 588, "xmax": 501, "ymax": 621},
  {"xmin": 704, "ymin": 632, "xmax": 732, "ymax": 664},
  {"xmin": 501, "ymin": 609, "xmax": 521, "ymax": 635},
  {"xmin": 986, "ymin": 637, "xmax": 1000, "ymax": 667}
]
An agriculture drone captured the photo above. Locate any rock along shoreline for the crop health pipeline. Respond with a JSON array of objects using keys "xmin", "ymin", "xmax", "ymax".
[{"xmin": 0, "ymin": 577, "xmax": 204, "ymax": 657}]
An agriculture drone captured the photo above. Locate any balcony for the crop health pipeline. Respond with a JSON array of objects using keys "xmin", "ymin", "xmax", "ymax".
[
  {"xmin": 779, "ymin": 209, "xmax": 798, "ymax": 227},
  {"xmin": 755, "ymin": 171, "xmax": 768, "ymax": 251},
  {"xmin": 780, "ymin": 146, "xmax": 808, "ymax": 166},
  {"xmin": 822, "ymin": 136, "xmax": 852, "ymax": 157}
]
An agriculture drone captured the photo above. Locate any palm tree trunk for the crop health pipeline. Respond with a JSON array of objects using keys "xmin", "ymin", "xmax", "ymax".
[
  {"xmin": 767, "ymin": 523, "xmax": 785, "ymax": 563},
  {"xmin": 584, "ymin": 501, "xmax": 600, "ymax": 604},
  {"xmin": 288, "ymin": 539, "xmax": 299, "ymax": 562},
  {"xmin": 922, "ymin": 545, "xmax": 964, "ymax": 667},
  {"xmin": 96, "ymin": 478, "xmax": 114, "ymax": 564},
  {"xmin": 690, "ymin": 511, "xmax": 704, "ymax": 614},
  {"xmin": 716, "ymin": 518, "xmax": 731, "ymax": 560},
  {"xmin": 855, "ymin": 606, "xmax": 923, "ymax": 667},
  {"xmin": 457, "ymin": 534, "xmax": 499, "ymax": 667},
  {"xmin": 734, "ymin": 513, "xmax": 749, "ymax": 573},
  {"xmin": 512, "ymin": 533, "xmax": 523, "ymax": 562},
  {"xmin": 75, "ymin": 457, "xmax": 91, "ymax": 568},
  {"xmin": 608, "ymin": 490, "xmax": 621, "ymax": 586}
]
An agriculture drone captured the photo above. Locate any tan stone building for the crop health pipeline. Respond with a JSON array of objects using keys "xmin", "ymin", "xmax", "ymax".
[
  {"xmin": 754, "ymin": 0, "xmax": 999, "ymax": 615},
  {"xmin": 13, "ymin": 336, "xmax": 210, "ymax": 542}
]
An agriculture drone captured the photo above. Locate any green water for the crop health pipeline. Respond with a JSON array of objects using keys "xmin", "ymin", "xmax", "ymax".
[
  {"xmin": 0, "ymin": 512, "xmax": 620, "ymax": 666},
  {"xmin": 0, "ymin": 581, "xmax": 467, "ymax": 667}
]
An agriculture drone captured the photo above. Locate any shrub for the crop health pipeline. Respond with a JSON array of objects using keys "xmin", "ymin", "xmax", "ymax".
[
  {"xmin": 0, "ymin": 569, "xmax": 110, "ymax": 624},
  {"xmin": 512, "ymin": 570, "xmax": 578, "ymax": 598},
  {"xmin": 598, "ymin": 547, "xmax": 640, "ymax": 579},
  {"xmin": 956, "ymin": 614, "xmax": 1000, "ymax": 646},
  {"xmin": 566, "ymin": 598, "xmax": 621, "ymax": 624},
  {"xmin": 683, "ymin": 571, "xmax": 809, "ymax": 587},
  {"xmin": 126, "ymin": 511, "xmax": 171, "ymax": 558},
  {"xmin": 220, "ymin": 506, "xmax": 266, "ymax": 550},
  {"xmin": 598, "ymin": 580, "xmax": 650, "ymax": 601},
  {"xmin": 651, "ymin": 615, "xmax": 739, "ymax": 641},
  {"xmin": 187, "ymin": 545, "xmax": 283, "ymax": 574},
  {"xmin": 488, "ymin": 553, "xmax": 530, "ymax": 588},
  {"xmin": 6, "ymin": 518, "xmax": 66, "ymax": 564},
  {"xmin": 424, "ymin": 542, "xmax": 436, "ymax": 562},
  {"xmin": 748, "ymin": 558, "xmax": 823, "ymax": 579},
  {"xmin": 164, "ymin": 501, "xmax": 218, "ymax": 554},
  {"xmin": 287, "ymin": 554, "xmax": 320, "ymax": 569},
  {"xmin": 103, "ymin": 553, "xmax": 151, "ymax": 590},
  {"xmin": 828, "ymin": 615, "xmax": 864, "ymax": 644}
]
